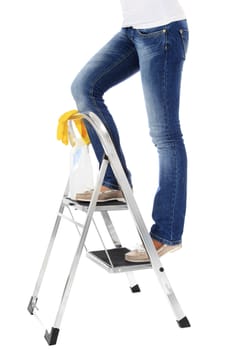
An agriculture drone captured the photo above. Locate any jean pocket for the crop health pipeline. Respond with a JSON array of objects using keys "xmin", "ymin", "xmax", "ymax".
[
  {"xmin": 137, "ymin": 27, "xmax": 166, "ymax": 38},
  {"xmin": 179, "ymin": 29, "xmax": 189, "ymax": 59}
]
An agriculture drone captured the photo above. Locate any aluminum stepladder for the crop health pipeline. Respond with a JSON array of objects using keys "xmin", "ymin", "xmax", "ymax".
[{"xmin": 27, "ymin": 112, "xmax": 190, "ymax": 345}]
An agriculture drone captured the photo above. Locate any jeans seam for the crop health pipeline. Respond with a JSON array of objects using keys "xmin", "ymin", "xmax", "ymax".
[
  {"xmin": 163, "ymin": 30, "xmax": 169, "ymax": 137},
  {"xmin": 169, "ymin": 144, "xmax": 177, "ymax": 241}
]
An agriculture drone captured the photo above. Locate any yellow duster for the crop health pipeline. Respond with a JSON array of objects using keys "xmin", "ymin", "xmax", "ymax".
[{"xmin": 57, "ymin": 110, "xmax": 90, "ymax": 146}]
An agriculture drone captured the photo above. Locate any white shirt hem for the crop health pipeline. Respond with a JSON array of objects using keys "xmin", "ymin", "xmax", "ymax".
[{"xmin": 122, "ymin": 15, "xmax": 186, "ymax": 29}]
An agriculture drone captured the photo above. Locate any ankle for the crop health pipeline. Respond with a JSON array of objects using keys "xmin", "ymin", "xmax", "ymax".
[
  {"xmin": 100, "ymin": 185, "xmax": 111, "ymax": 192},
  {"xmin": 152, "ymin": 239, "xmax": 163, "ymax": 250}
]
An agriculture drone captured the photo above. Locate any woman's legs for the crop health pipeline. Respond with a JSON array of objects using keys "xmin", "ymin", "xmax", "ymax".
[
  {"xmin": 71, "ymin": 20, "xmax": 188, "ymax": 250},
  {"xmin": 71, "ymin": 30, "xmax": 139, "ymax": 189}
]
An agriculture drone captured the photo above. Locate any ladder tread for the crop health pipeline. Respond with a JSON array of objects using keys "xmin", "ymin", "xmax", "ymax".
[
  {"xmin": 64, "ymin": 197, "xmax": 128, "ymax": 211},
  {"xmin": 87, "ymin": 247, "xmax": 151, "ymax": 273}
]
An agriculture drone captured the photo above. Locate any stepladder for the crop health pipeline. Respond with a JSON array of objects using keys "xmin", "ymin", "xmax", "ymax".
[{"xmin": 27, "ymin": 111, "xmax": 190, "ymax": 345}]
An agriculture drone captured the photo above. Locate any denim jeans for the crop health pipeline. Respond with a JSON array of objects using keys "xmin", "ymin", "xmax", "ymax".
[{"xmin": 71, "ymin": 20, "xmax": 189, "ymax": 245}]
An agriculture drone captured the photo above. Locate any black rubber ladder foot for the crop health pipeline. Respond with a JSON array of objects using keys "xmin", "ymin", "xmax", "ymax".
[
  {"xmin": 45, "ymin": 328, "xmax": 60, "ymax": 346},
  {"xmin": 130, "ymin": 284, "xmax": 141, "ymax": 293},
  {"xmin": 27, "ymin": 296, "xmax": 38, "ymax": 315},
  {"xmin": 177, "ymin": 316, "xmax": 191, "ymax": 328}
]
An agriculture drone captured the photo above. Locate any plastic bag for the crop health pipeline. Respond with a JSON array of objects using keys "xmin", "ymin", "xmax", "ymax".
[{"xmin": 68, "ymin": 123, "xmax": 94, "ymax": 199}]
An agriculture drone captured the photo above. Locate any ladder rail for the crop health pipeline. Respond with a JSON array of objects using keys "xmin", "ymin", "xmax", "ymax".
[
  {"xmin": 100, "ymin": 211, "xmax": 140, "ymax": 290},
  {"xmin": 100, "ymin": 211, "xmax": 122, "ymax": 248},
  {"xmin": 30, "ymin": 181, "xmax": 69, "ymax": 303},
  {"xmin": 92, "ymin": 215, "xmax": 115, "ymax": 269}
]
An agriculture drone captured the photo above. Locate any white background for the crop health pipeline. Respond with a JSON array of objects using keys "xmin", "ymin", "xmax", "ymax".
[{"xmin": 1, "ymin": 0, "xmax": 234, "ymax": 349}]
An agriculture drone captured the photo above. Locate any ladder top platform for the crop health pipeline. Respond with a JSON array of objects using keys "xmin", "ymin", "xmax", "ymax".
[{"xmin": 63, "ymin": 197, "xmax": 128, "ymax": 212}]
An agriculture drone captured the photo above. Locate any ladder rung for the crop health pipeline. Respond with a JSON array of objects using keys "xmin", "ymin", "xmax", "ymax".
[{"xmin": 87, "ymin": 247, "xmax": 151, "ymax": 273}]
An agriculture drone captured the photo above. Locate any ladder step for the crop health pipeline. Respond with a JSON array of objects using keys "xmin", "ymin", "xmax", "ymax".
[
  {"xmin": 64, "ymin": 197, "xmax": 128, "ymax": 212},
  {"xmin": 87, "ymin": 247, "xmax": 151, "ymax": 273}
]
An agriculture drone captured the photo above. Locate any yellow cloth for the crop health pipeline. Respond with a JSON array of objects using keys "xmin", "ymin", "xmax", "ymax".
[{"xmin": 57, "ymin": 110, "xmax": 90, "ymax": 145}]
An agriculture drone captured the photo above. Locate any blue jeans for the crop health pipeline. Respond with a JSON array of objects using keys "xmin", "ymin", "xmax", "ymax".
[{"xmin": 71, "ymin": 20, "xmax": 189, "ymax": 245}]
